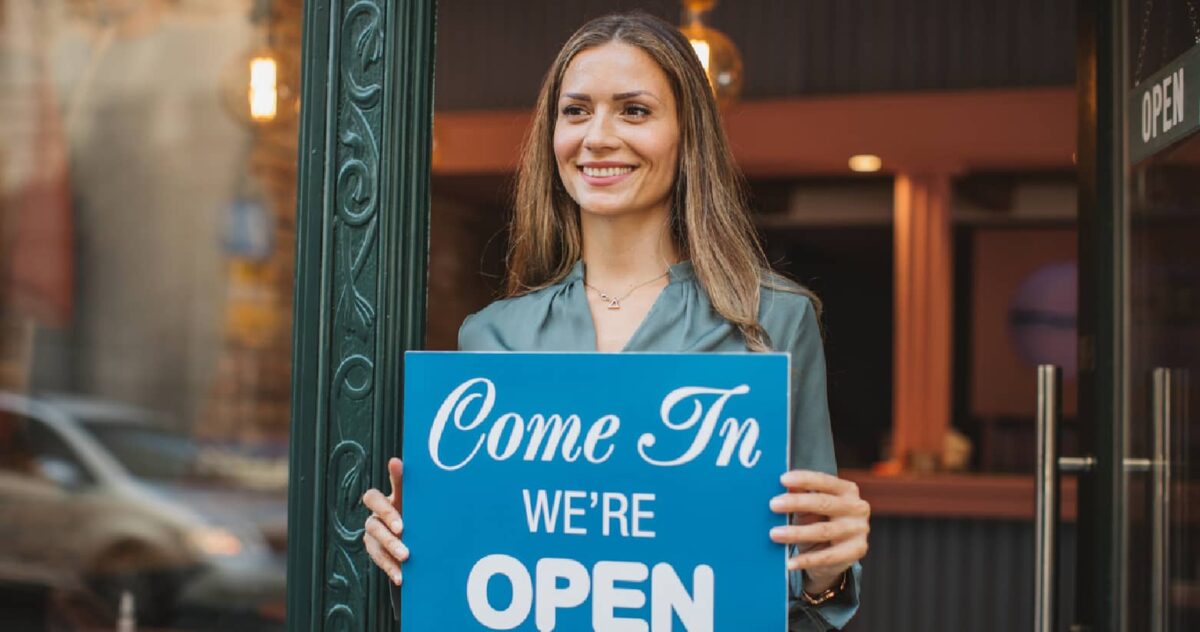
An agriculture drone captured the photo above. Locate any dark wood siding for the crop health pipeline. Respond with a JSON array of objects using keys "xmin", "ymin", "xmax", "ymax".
[
  {"xmin": 847, "ymin": 517, "xmax": 1077, "ymax": 631},
  {"xmin": 434, "ymin": 0, "xmax": 1075, "ymax": 110}
]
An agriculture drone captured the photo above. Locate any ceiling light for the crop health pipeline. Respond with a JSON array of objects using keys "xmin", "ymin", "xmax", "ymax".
[
  {"xmin": 848, "ymin": 155, "xmax": 882, "ymax": 173},
  {"xmin": 680, "ymin": 0, "xmax": 743, "ymax": 109}
]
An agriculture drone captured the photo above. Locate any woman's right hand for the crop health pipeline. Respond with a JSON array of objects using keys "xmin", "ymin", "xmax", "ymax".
[{"xmin": 362, "ymin": 457, "xmax": 409, "ymax": 586}]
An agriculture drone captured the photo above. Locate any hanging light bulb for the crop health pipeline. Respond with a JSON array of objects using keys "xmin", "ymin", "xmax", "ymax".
[
  {"xmin": 679, "ymin": 0, "xmax": 743, "ymax": 108},
  {"xmin": 220, "ymin": 45, "xmax": 298, "ymax": 127},
  {"xmin": 248, "ymin": 54, "xmax": 280, "ymax": 122},
  {"xmin": 218, "ymin": 0, "xmax": 299, "ymax": 128}
]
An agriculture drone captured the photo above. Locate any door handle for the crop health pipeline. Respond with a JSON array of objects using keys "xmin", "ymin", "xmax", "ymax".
[
  {"xmin": 1035, "ymin": 365, "xmax": 1095, "ymax": 632},
  {"xmin": 1035, "ymin": 365, "xmax": 1063, "ymax": 632},
  {"xmin": 1149, "ymin": 367, "xmax": 1186, "ymax": 632}
]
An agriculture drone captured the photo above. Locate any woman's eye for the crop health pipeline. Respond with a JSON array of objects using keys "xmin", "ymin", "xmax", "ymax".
[
  {"xmin": 624, "ymin": 105, "xmax": 651, "ymax": 118},
  {"xmin": 561, "ymin": 105, "xmax": 587, "ymax": 116}
]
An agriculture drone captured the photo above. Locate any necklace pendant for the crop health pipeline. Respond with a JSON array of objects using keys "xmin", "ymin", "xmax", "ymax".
[{"xmin": 599, "ymin": 293, "xmax": 621, "ymax": 310}]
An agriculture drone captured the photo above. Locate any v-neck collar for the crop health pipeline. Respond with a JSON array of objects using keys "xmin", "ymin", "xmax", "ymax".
[
  {"xmin": 567, "ymin": 259, "xmax": 694, "ymax": 284},
  {"xmin": 570, "ymin": 259, "xmax": 694, "ymax": 352}
]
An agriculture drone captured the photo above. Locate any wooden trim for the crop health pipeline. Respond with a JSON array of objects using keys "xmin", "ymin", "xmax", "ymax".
[
  {"xmin": 431, "ymin": 87, "xmax": 1076, "ymax": 176},
  {"xmin": 844, "ymin": 470, "xmax": 1079, "ymax": 522}
]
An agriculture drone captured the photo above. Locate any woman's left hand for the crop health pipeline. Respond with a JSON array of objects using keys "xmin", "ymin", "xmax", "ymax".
[{"xmin": 768, "ymin": 469, "xmax": 871, "ymax": 593}]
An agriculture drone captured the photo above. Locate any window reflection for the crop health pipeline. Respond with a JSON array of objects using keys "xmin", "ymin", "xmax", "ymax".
[{"xmin": 0, "ymin": 0, "xmax": 296, "ymax": 628}]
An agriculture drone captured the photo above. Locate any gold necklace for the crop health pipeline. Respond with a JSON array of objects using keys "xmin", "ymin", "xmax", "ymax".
[{"xmin": 584, "ymin": 270, "xmax": 669, "ymax": 310}]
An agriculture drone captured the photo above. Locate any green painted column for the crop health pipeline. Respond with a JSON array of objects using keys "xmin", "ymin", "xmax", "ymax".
[{"xmin": 286, "ymin": 1, "xmax": 436, "ymax": 630}]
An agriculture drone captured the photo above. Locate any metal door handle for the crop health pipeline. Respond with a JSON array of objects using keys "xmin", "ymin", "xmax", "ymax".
[
  {"xmin": 1035, "ymin": 365, "xmax": 1062, "ymax": 632},
  {"xmin": 1035, "ymin": 365, "xmax": 1095, "ymax": 632},
  {"xmin": 1149, "ymin": 367, "xmax": 1184, "ymax": 632}
]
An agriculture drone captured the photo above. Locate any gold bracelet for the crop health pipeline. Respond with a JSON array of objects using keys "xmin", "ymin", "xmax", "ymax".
[{"xmin": 800, "ymin": 569, "xmax": 848, "ymax": 606}]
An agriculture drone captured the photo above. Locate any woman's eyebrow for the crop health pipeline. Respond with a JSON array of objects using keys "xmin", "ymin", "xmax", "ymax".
[
  {"xmin": 613, "ymin": 90, "xmax": 658, "ymax": 102},
  {"xmin": 559, "ymin": 90, "xmax": 660, "ymax": 102}
]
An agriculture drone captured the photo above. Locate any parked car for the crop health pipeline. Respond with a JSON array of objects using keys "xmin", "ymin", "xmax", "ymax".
[{"xmin": 0, "ymin": 392, "xmax": 286, "ymax": 629}]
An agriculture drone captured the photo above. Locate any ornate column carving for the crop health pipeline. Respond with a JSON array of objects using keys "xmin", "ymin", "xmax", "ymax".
[{"xmin": 287, "ymin": 1, "xmax": 435, "ymax": 630}]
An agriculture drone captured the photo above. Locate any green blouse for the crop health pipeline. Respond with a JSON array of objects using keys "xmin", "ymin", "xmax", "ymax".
[{"xmin": 457, "ymin": 259, "xmax": 862, "ymax": 631}]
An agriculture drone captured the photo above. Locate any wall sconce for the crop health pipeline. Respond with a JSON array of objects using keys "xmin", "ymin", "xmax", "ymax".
[{"xmin": 680, "ymin": 0, "xmax": 743, "ymax": 108}]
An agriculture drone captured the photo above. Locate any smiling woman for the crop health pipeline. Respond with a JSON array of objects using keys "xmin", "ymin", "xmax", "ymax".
[
  {"xmin": 361, "ymin": 11, "xmax": 869, "ymax": 631},
  {"xmin": 552, "ymin": 41, "xmax": 682, "ymax": 350}
]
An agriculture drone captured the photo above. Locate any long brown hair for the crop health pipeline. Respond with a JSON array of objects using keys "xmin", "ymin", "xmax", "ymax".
[{"xmin": 506, "ymin": 11, "xmax": 815, "ymax": 351}]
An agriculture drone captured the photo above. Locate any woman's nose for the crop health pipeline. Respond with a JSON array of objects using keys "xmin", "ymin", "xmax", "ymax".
[{"xmin": 583, "ymin": 114, "xmax": 619, "ymax": 152}]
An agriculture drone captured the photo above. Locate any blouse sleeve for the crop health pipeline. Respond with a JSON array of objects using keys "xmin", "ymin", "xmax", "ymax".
[{"xmin": 778, "ymin": 295, "xmax": 863, "ymax": 632}]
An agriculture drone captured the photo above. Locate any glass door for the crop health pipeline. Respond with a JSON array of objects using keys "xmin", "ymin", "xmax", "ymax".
[
  {"xmin": 1122, "ymin": 1, "xmax": 1200, "ymax": 629},
  {"xmin": 1064, "ymin": 2, "xmax": 1200, "ymax": 631},
  {"xmin": 1125, "ymin": 98, "xmax": 1200, "ymax": 632},
  {"xmin": 1113, "ymin": 0, "xmax": 1200, "ymax": 628}
]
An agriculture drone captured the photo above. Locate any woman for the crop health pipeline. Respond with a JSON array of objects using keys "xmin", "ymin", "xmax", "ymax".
[{"xmin": 362, "ymin": 11, "xmax": 869, "ymax": 630}]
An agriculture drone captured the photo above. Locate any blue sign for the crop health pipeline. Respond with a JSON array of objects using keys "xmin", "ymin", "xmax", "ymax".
[{"xmin": 401, "ymin": 352, "xmax": 790, "ymax": 631}]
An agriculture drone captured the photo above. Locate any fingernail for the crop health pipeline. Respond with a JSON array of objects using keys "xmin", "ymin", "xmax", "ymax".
[
  {"xmin": 391, "ymin": 519, "xmax": 403, "ymax": 534},
  {"xmin": 392, "ymin": 542, "xmax": 408, "ymax": 559},
  {"xmin": 391, "ymin": 570, "xmax": 403, "ymax": 585},
  {"xmin": 770, "ymin": 526, "xmax": 785, "ymax": 538},
  {"xmin": 769, "ymin": 496, "xmax": 784, "ymax": 510}
]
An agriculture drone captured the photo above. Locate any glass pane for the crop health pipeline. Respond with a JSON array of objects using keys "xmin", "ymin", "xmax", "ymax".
[
  {"xmin": 1124, "ymin": 3, "xmax": 1200, "ymax": 630},
  {"xmin": 1127, "ymin": 133, "xmax": 1200, "ymax": 631},
  {"xmin": 0, "ymin": 0, "xmax": 298, "ymax": 628}
]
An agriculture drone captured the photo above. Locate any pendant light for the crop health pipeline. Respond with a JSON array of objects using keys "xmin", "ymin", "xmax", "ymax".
[
  {"xmin": 218, "ymin": 0, "xmax": 299, "ymax": 128},
  {"xmin": 679, "ymin": 0, "xmax": 743, "ymax": 108}
]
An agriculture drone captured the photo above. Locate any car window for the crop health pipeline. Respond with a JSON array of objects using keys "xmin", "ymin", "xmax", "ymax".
[
  {"xmin": 25, "ymin": 419, "xmax": 95, "ymax": 486},
  {"xmin": 0, "ymin": 411, "xmax": 36, "ymax": 476},
  {"xmin": 77, "ymin": 422, "xmax": 230, "ymax": 485},
  {"xmin": 0, "ymin": 411, "xmax": 95, "ymax": 488}
]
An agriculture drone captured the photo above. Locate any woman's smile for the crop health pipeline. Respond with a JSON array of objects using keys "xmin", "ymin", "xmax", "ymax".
[{"xmin": 579, "ymin": 162, "xmax": 638, "ymax": 186}]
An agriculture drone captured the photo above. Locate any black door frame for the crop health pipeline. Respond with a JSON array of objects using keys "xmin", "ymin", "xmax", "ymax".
[{"xmin": 1075, "ymin": 0, "xmax": 1127, "ymax": 630}]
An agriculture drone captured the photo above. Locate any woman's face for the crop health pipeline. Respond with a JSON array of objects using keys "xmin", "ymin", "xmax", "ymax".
[{"xmin": 553, "ymin": 42, "xmax": 680, "ymax": 219}]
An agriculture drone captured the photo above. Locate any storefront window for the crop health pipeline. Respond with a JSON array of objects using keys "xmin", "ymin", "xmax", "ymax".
[{"xmin": 0, "ymin": 0, "xmax": 297, "ymax": 628}]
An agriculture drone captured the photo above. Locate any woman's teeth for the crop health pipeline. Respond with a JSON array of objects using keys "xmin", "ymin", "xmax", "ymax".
[{"xmin": 582, "ymin": 166, "xmax": 634, "ymax": 177}]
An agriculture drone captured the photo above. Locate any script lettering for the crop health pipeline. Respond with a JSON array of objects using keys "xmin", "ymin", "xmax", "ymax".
[
  {"xmin": 636, "ymin": 385, "xmax": 756, "ymax": 467},
  {"xmin": 428, "ymin": 377, "xmax": 494, "ymax": 471},
  {"xmin": 428, "ymin": 379, "xmax": 620, "ymax": 470}
]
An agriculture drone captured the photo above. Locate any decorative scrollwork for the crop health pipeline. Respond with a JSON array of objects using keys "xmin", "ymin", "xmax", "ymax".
[
  {"xmin": 336, "ymin": 252, "xmax": 377, "ymax": 341},
  {"xmin": 330, "ymin": 439, "xmax": 369, "ymax": 541},
  {"xmin": 325, "ymin": 548, "xmax": 363, "ymax": 630},
  {"xmin": 325, "ymin": 604, "xmax": 357, "ymax": 632},
  {"xmin": 345, "ymin": 1, "xmax": 384, "ymax": 79},
  {"xmin": 336, "ymin": 109, "xmax": 379, "ymax": 226},
  {"xmin": 333, "ymin": 353, "xmax": 374, "ymax": 399},
  {"xmin": 324, "ymin": 0, "xmax": 385, "ymax": 629}
]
